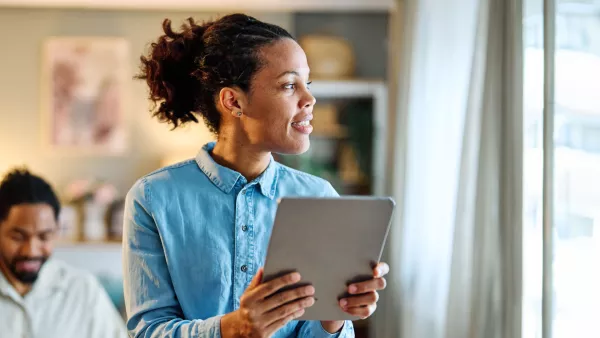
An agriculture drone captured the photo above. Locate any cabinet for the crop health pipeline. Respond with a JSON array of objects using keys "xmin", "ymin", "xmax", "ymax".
[{"xmin": 276, "ymin": 80, "xmax": 388, "ymax": 196}]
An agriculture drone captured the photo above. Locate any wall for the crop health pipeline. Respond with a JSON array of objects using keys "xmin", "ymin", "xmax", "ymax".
[{"xmin": 0, "ymin": 8, "xmax": 292, "ymax": 197}]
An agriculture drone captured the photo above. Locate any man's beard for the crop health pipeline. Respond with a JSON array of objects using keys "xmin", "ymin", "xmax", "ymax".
[{"xmin": 7, "ymin": 256, "xmax": 48, "ymax": 284}]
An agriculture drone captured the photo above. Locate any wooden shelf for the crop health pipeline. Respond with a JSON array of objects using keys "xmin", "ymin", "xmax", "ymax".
[
  {"xmin": 310, "ymin": 79, "xmax": 388, "ymax": 196},
  {"xmin": 55, "ymin": 241, "xmax": 122, "ymax": 251},
  {"xmin": 310, "ymin": 79, "xmax": 387, "ymax": 99},
  {"xmin": 0, "ymin": 0, "xmax": 396, "ymax": 12}
]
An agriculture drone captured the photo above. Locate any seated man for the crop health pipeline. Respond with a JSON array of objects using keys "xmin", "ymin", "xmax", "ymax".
[{"xmin": 0, "ymin": 168, "xmax": 127, "ymax": 338}]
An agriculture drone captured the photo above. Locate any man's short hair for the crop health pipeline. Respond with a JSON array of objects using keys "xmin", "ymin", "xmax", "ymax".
[{"xmin": 0, "ymin": 168, "xmax": 61, "ymax": 222}]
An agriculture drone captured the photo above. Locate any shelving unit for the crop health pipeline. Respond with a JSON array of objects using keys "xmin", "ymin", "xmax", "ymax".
[{"xmin": 280, "ymin": 79, "xmax": 388, "ymax": 196}]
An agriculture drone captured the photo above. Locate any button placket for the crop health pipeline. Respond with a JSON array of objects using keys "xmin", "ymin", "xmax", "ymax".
[
  {"xmin": 247, "ymin": 188, "xmax": 256, "ymax": 280},
  {"xmin": 233, "ymin": 181, "xmax": 249, "ymax": 309}
]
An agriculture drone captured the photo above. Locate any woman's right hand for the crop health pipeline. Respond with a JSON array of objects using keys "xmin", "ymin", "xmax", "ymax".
[{"xmin": 221, "ymin": 268, "xmax": 315, "ymax": 338}]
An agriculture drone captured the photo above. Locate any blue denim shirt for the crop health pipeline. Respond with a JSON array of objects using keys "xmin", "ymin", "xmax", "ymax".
[{"xmin": 123, "ymin": 142, "xmax": 354, "ymax": 338}]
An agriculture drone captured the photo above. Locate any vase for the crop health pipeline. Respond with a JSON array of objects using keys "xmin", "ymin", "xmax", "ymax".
[
  {"xmin": 299, "ymin": 35, "xmax": 356, "ymax": 79},
  {"xmin": 81, "ymin": 201, "xmax": 108, "ymax": 242}
]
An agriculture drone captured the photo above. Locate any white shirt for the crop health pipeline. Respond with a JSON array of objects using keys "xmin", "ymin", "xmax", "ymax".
[{"xmin": 0, "ymin": 258, "xmax": 128, "ymax": 338}]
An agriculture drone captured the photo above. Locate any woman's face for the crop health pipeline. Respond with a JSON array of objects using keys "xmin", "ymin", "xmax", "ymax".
[{"xmin": 234, "ymin": 38, "xmax": 316, "ymax": 155}]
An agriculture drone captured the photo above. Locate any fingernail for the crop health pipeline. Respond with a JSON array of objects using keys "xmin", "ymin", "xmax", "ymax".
[
  {"xmin": 340, "ymin": 299, "xmax": 347, "ymax": 308},
  {"xmin": 349, "ymin": 285, "xmax": 357, "ymax": 294},
  {"xmin": 376, "ymin": 268, "xmax": 383, "ymax": 276},
  {"xmin": 292, "ymin": 273, "xmax": 301, "ymax": 282}
]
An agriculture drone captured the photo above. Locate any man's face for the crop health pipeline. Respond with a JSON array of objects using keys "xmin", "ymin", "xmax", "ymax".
[{"xmin": 0, "ymin": 203, "xmax": 57, "ymax": 285}]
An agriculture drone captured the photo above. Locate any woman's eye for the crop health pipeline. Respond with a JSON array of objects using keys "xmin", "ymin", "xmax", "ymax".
[{"xmin": 284, "ymin": 81, "xmax": 312, "ymax": 90}]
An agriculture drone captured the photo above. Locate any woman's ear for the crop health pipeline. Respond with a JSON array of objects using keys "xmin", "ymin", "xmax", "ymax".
[{"xmin": 219, "ymin": 86, "xmax": 247, "ymax": 117}]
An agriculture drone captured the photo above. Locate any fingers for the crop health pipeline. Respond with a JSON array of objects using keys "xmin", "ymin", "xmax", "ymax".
[
  {"xmin": 264, "ymin": 308, "xmax": 306, "ymax": 337},
  {"xmin": 348, "ymin": 277, "xmax": 386, "ymax": 295},
  {"xmin": 248, "ymin": 268, "xmax": 264, "ymax": 289},
  {"xmin": 263, "ymin": 296, "xmax": 315, "ymax": 326},
  {"xmin": 261, "ymin": 285, "xmax": 315, "ymax": 312},
  {"xmin": 246, "ymin": 272, "xmax": 301, "ymax": 304},
  {"xmin": 240, "ymin": 268, "xmax": 266, "ymax": 306},
  {"xmin": 373, "ymin": 262, "xmax": 390, "ymax": 278},
  {"xmin": 339, "ymin": 291, "xmax": 379, "ymax": 310},
  {"xmin": 343, "ymin": 304, "xmax": 377, "ymax": 319}
]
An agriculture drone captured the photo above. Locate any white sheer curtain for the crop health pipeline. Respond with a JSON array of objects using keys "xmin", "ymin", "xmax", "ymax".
[{"xmin": 374, "ymin": 0, "xmax": 524, "ymax": 337}]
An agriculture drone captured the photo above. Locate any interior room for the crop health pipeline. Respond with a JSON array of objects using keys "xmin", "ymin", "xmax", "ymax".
[{"xmin": 0, "ymin": 0, "xmax": 598, "ymax": 337}]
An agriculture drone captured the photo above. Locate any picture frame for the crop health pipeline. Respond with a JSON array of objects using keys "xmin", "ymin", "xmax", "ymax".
[{"xmin": 41, "ymin": 37, "xmax": 130, "ymax": 155}]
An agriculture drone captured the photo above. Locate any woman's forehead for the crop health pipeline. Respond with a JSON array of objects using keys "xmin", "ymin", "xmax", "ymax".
[{"xmin": 258, "ymin": 39, "xmax": 310, "ymax": 79}]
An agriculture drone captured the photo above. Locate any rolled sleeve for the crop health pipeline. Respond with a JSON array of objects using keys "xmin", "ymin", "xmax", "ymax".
[
  {"xmin": 297, "ymin": 321, "xmax": 355, "ymax": 338},
  {"xmin": 123, "ymin": 178, "xmax": 222, "ymax": 338}
]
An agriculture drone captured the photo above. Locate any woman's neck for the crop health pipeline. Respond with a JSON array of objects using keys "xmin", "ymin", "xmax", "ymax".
[{"xmin": 211, "ymin": 134, "xmax": 271, "ymax": 182}]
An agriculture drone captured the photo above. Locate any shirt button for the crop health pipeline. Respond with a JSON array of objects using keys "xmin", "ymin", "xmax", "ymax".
[
  {"xmin": 241, "ymin": 265, "xmax": 248, "ymax": 272},
  {"xmin": 242, "ymin": 225, "xmax": 248, "ymax": 232}
]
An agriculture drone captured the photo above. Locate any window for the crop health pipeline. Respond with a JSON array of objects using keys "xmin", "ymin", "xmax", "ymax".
[{"xmin": 523, "ymin": 1, "xmax": 600, "ymax": 337}]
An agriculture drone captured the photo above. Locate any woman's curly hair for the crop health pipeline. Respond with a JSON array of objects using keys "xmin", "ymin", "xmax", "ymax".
[{"xmin": 136, "ymin": 14, "xmax": 293, "ymax": 134}]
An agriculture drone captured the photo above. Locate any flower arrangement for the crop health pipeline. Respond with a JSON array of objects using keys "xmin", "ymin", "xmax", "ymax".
[
  {"xmin": 65, "ymin": 179, "xmax": 119, "ymax": 205},
  {"xmin": 61, "ymin": 179, "xmax": 122, "ymax": 242}
]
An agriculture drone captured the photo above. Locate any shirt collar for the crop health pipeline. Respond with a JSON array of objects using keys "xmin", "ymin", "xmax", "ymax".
[
  {"xmin": 0, "ymin": 265, "xmax": 18, "ymax": 300},
  {"xmin": 195, "ymin": 141, "xmax": 279, "ymax": 199},
  {"xmin": 256, "ymin": 157, "xmax": 279, "ymax": 199},
  {"xmin": 30, "ymin": 259, "xmax": 68, "ymax": 294}
]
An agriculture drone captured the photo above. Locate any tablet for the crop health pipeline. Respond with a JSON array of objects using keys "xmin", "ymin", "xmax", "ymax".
[{"xmin": 262, "ymin": 196, "xmax": 395, "ymax": 321}]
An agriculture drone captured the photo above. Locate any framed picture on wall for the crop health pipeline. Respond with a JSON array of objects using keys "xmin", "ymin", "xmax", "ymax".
[{"xmin": 41, "ymin": 37, "xmax": 130, "ymax": 155}]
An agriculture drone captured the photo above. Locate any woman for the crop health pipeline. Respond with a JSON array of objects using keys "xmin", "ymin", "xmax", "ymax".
[{"xmin": 123, "ymin": 13, "xmax": 389, "ymax": 338}]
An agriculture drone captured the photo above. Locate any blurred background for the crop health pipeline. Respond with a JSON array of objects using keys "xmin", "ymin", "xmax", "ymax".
[{"xmin": 0, "ymin": 0, "xmax": 598, "ymax": 337}]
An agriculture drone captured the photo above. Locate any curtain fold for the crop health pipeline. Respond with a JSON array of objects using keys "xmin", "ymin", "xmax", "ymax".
[{"xmin": 375, "ymin": 0, "xmax": 524, "ymax": 337}]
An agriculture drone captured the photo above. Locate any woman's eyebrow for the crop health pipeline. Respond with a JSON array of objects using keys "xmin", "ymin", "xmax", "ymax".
[{"xmin": 276, "ymin": 70, "xmax": 300, "ymax": 78}]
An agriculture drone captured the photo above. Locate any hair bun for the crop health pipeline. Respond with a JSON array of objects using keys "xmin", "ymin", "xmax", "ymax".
[{"xmin": 137, "ymin": 18, "xmax": 209, "ymax": 128}]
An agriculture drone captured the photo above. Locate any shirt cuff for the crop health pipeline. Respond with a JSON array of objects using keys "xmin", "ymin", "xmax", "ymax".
[
  {"xmin": 196, "ymin": 314, "xmax": 223, "ymax": 338},
  {"xmin": 310, "ymin": 321, "xmax": 354, "ymax": 338}
]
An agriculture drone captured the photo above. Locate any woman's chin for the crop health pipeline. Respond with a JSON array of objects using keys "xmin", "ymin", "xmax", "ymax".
[{"xmin": 276, "ymin": 138, "xmax": 311, "ymax": 155}]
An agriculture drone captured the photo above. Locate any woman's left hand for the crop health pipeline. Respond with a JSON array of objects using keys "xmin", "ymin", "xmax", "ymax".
[
  {"xmin": 340, "ymin": 262, "xmax": 389, "ymax": 318},
  {"xmin": 320, "ymin": 262, "xmax": 389, "ymax": 333}
]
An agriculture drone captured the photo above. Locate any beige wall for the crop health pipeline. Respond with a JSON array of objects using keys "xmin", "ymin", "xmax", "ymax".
[{"xmin": 0, "ymin": 8, "xmax": 292, "ymax": 197}]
